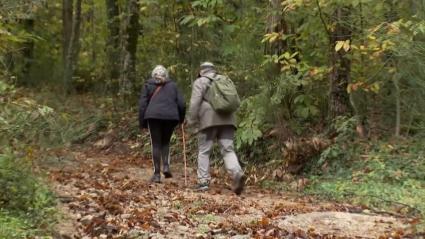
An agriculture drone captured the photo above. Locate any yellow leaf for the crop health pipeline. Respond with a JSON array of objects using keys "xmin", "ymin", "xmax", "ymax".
[
  {"xmin": 335, "ymin": 41, "xmax": 345, "ymax": 52},
  {"xmin": 370, "ymin": 82, "xmax": 380, "ymax": 93},
  {"xmin": 347, "ymin": 84, "xmax": 352, "ymax": 94},
  {"xmin": 343, "ymin": 40, "xmax": 351, "ymax": 52},
  {"xmin": 269, "ymin": 33, "xmax": 280, "ymax": 43},
  {"xmin": 281, "ymin": 65, "xmax": 291, "ymax": 72},
  {"xmin": 261, "ymin": 33, "xmax": 271, "ymax": 43}
]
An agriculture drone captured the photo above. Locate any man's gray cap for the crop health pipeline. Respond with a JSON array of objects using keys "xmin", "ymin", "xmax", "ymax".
[
  {"xmin": 200, "ymin": 62, "xmax": 215, "ymax": 69},
  {"xmin": 199, "ymin": 62, "xmax": 216, "ymax": 76}
]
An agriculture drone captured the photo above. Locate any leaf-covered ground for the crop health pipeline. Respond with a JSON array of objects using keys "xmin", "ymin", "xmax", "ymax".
[{"xmin": 47, "ymin": 147, "xmax": 417, "ymax": 239}]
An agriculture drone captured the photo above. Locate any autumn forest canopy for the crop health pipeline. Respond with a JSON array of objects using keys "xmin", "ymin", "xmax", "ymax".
[{"xmin": 1, "ymin": 0, "xmax": 425, "ymax": 237}]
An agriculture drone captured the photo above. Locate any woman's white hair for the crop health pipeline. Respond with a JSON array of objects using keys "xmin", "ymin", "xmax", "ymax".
[{"xmin": 151, "ymin": 65, "xmax": 169, "ymax": 80}]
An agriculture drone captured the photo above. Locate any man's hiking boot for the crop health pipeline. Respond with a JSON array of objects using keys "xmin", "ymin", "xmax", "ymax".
[
  {"xmin": 233, "ymin": 173, "xmax": 246, "ymax": 195},
  {"xmin": 163, "ymin": 165, "xmax": 173, "ymax": 178},
  {"xmin": 150, "ymin": 174, "xmax": 161, "ymax": 183},
  {"xmin": 193, "ymin": 182, "xmax": 209, "ymax": 192}
]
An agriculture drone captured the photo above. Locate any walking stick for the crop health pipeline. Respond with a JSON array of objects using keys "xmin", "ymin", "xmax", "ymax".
[{"xmin": 181, "ymin": 124, "xmax": 188, "ymax": 186}]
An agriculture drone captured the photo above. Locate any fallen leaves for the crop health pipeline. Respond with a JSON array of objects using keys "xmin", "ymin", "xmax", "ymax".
[{"xmin": 48, "ymin": 148, "xmax": 416, "ymax": 238}]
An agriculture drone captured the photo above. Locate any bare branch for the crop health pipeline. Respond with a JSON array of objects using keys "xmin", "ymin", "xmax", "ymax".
[{"xmin": 315, "ymin": 0, "xmax": 331, "ymax": 39}]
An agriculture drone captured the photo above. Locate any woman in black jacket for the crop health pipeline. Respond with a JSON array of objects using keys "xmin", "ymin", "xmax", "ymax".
[{"xmin": 139, "ymin": 65, "xmax": 186, "ymax": 183}]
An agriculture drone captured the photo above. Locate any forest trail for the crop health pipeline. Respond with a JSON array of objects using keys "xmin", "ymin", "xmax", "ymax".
[{"xmin": 47, "ymin": 147, "xmax": 414, "ymax": 239}]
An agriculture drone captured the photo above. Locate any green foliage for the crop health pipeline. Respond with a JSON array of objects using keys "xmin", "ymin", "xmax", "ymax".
[
  {"xmin": 0, "ymin": 81, "xmax": 56, "ymax": 236},
  {"xmin": 235, "ymin": 58, "xmax": 326, "ymax": 152},
  {"xmin": 0, "ymin": 79, "xmax": 14, "ymax": 93},
  {"xmin": 0, "ymin": 0, "xmax": 424, "ymax": 228},
  {"xmin": 317, "ymin": 116, "xmax": 357, "ymax": 166},
  {"xmin": 0, "ymin": 81, "xmax": 106, "ymax": 149},
  {"xmin": 0, "ymin": 80, "xmax": 107, "ymax": 236},
  {"xmin": 1, "ymin": 0, "xmax": 424, "ymax": 139},
  {"xmin": 0, "ymin": 152, "xmax": 55, "ymax": 220},
  {"xmin": 0, "ymin": 210, "xmax": 37, "ymax": 238},
  {"xmin": 306, "ymin": 139, "xmax": 425, "ymax": 219},
  {"xmin": 236, "ymin": 94, "xmax": 267, "ymax": 148}
]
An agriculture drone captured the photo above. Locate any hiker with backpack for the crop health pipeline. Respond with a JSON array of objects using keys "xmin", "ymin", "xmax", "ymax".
[
  {"xmin": 187, "ymin": 62, "xmax": 246, "ymax": 195},
  {"xmin": 139, "ymin": 65, "xmax": 186, "ymax": 183}
]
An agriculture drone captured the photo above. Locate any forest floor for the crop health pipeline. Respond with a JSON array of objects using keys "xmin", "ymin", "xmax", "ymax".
[{"xmin": 43, "ymin": 144, "xmax": 418, "ymax": 239}]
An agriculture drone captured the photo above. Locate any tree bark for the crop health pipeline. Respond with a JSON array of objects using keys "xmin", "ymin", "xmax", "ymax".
[
  {"xmin": 63, "ymin": 0, "xmax": 82, "ymax": 92},
  {"xmin": 265, "ymin": 0, "xmax": 288, "ymax": 56},
  {"xmin": 329, "ymin": 7, "xmax": 352, "ymax": 119},
  {"xmin": 126, "ymin": 0, "xmax": 140, "ymax": 84},
  {"xmin": 119, "ymin": 0, "xmax": 140, "ymax": 99},
  {"xmin": 105, "ymin": 0, "xmax": 121, "ymax": 88},
  {"xmin": 62, "ymin": 0, "xmax": 73, "ymax": 64},
  {"xmin": 21, "ymin": 18, "xmax": 34, "ymax": 85},
  {"xmin": 89, "ymin": 0, "xmax": 96, "ymax": 63},
  {"xmin": 393, "ymin": 76, "xmax": 401, "ymax": 137},
  {"xmin": 352, "ymin": 1, "xmax": 367, "ymax": 138},
  {"xmin": 385, "ymin": 0, "xmax": 401, "ymax": 137}
]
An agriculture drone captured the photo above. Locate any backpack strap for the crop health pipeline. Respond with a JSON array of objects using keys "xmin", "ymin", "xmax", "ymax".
[
  {"xmin": 202, "ymin": 76, "xmax": 215, "ymax": 101},
  {"xmin": 151, "ymin": 85, "xmax": 163, "ymax": 99},
  {"xmin": 148, "ymin": 85, "xmax": 163, "ymax": 102},
  {"xmin": 203, "ymin": 74, "xmax": 220, "ymax": 91},
  {"xmin": 203, "ymin": 74, "xmax": 218, "ymax": 82}
]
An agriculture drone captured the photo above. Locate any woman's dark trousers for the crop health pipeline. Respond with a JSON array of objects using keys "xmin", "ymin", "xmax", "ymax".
[{"xmin": 148, "ymin": 119, "xmax": 178, "ymax": 182}]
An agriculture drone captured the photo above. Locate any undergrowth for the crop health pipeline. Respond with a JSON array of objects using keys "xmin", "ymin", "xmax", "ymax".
[
  {"xmin": 0, "ymin": 153, "xmax": 56, "ymax": 238},
  {"xmin": 0, "ymin": 80, "xmax": 107, "ymax": 238},
  {"xmin": 303, "ymin": 117, "xmax": 425, "ymax": 223},
  {"xmin": 306, "ymin": 139, "xmax": 425, "ymax": 219},
  {"xmin": 0, "ymin": 210, "xmax": 36, "ymax": 238},
  {"xmin": 251, "ymin": 116, "xmax": 425, "ymax": 231}
]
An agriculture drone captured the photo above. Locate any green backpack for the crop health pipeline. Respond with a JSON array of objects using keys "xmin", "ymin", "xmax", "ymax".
[{"xmin": 204, "ymin": 75, "xmax": 240, "ymax": 114}]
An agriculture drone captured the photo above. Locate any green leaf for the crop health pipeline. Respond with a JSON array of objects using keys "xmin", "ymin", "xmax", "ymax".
[
  {"xmin": 294, "ymin": 95, "xmax": 305, "ymax": 104},
  {"xmin": 180, "ymin": 15, "xmax": 195, "ymax": 25}
]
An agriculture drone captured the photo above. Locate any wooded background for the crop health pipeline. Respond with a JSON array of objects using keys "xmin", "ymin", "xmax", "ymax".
[
  {"xmin": 1, "ymin": 0, "xmax": 425, "ymax": 178},
  {"xmin": 2, "ymin": 0, "xmax": 425, "ymax": 142},
  {"xmin": 1, "ymin": 1, "xmax": 425, "ymax": 236}
]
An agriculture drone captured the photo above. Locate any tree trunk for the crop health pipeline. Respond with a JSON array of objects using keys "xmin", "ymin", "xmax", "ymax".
[
  {"xmin": 119, "ymin": 0, "xmax": 140, "ymax": 100},
  {"xmin": 62, "ymin": 0, "xmax": 73, "ymax": 64},
  {"xmin": 352, "ymin": 1, "xmax": 367, "ymax": 138},
  {"xmin": 105, "ymin": 0, "xmax": 121, "ymax": 89},
  {"xmin": 385, "ymin": 0, "xmax": 401, "ymax": 137},
  {"xmin": 393, "ymin": 76, "xmax": 401, "ymax": 137},
  {"xmin": 265, "ymin": 0, "xmax": 288, "ymax": 56},
  {"xmin": 329, "ymin": 7, "xmax": 352, "ymax": 119},
  {"xmin": 21, "ymin": 18, "xmax": 35, "ymax": 85},
  {"xmin": 126, "ymin": 0, "xmax": 140, "ymax": 84},
  {"xmin": 89, "ymin": 0, "xmax": 96, "ymax": 63},
  {"xmin": 63, "ymin": 0, "xmax": 82, "ymax": 92}
]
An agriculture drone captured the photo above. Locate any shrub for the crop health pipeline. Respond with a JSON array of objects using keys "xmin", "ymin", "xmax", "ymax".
[{"xmin": 0, "ymin": 152, "xmax": 55, "ymax": 216}]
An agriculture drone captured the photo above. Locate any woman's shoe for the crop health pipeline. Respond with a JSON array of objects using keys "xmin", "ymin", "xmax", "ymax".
[
  {"xmin": 163, "ymin": 171, "xmax": 173, "ymax": 178},
  {"xmin": 163, "ymin": 164, "xmax": 173, "ymax": 178},
  {"xmin": 150, "ymin": 174, "xmax": 161, "ymax": 183}
]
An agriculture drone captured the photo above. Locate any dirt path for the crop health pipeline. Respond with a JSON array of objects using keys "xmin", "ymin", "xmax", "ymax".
[{"xmin": 48, "ymin": 148, "xmax": 415, "ymax": 239}]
